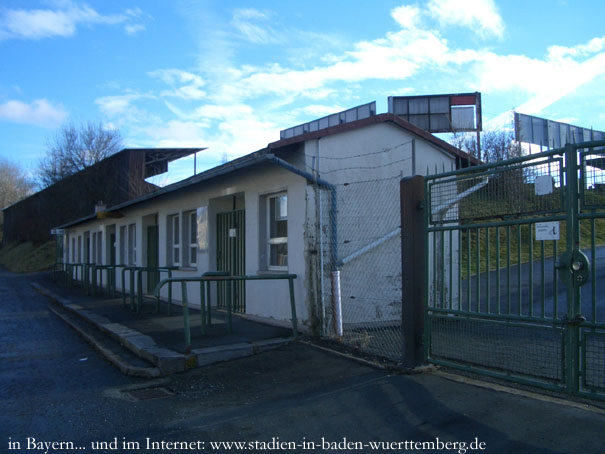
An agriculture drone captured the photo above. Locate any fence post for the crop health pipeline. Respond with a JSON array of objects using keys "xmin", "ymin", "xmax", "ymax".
[{"xmin": 400, "ymin": 175, "xmax": 426, "ymax": 368}]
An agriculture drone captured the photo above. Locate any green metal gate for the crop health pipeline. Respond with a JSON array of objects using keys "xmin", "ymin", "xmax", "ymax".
[
  {"xmin": 216, "ymin": 209, "xmax": 246, "ymax": 312},
  {"xmin": 424, "ymin": 141, "xmax": 605, "ymax": 399}
]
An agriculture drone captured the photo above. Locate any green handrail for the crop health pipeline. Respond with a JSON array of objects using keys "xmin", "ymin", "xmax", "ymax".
[
  {"xmin": 119, "ymin": 266, "xmax": 176, "ymax": 311},
  {"xmin": 134, "ymin": 266, "xmax": 177, "ymax": 313},
  {"xmin": 90, "ymin": 264, "xmax": 121, "ymax": 297},
  {"xmin": 153, "ymin": 273, "xmax": 298, "ymax": 353},
  {"xmin": 198, "ymin": 271, "xmax": 230, "ymax": 330},
  {"xmin": 64, "ymin": 263, "xmax": 86, "ymax": 288},
  {"xmin": 121, "ymin": 266, "xmax": 138, "ymax": 309}
]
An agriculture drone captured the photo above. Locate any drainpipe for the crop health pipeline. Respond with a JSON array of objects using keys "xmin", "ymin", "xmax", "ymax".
[
  {"xmin": 317, "ymin": 140, "xmax": 326, "ymax": 335},
  {"xmin": 266, "ymin": 153, "xmax": 341, "ymax": 336},
  {"xmin": 265, "ymin": 154, "xmax": 338, "ymax": 266}
]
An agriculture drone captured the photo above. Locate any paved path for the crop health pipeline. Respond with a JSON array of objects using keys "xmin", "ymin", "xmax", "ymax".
[{"xmin": 1, "ymin": 269, "xmax": 604, "ymax": 454}]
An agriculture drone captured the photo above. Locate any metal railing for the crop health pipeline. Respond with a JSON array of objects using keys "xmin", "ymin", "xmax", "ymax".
[
  {"xmin": 134, "ymin": 266, "xmax": 179, "ymax": 313},
  {"xmin": 120, "ymin": 266, "xmax": 177, "ymax": 311},
  {"xmin": 154, "ymin": 273, "xmax": 298, "ymax": 352},
  {"xmin": 90, "ymin": 264, "xmax": 119, "ymax": 297},
  {"xmin": 63, "ymin": 263, "xmax": 87, "ymax": 288}
]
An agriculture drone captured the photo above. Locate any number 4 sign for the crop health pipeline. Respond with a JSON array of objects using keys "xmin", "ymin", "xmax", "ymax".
[{"xmin": 535, "ymin": 221, "xmax": 560, "ymax": 241}]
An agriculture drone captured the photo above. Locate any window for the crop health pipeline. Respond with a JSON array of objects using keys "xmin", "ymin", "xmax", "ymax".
[
  {"xmin": 168, "ymin": 214, "xmax": 180, "ymax": 266},
  {"xmin": 188, "ymin": 211, "xmax": 197, "ymax": 265},
  {"xmin": 119, "ymin": 225, "xmax": 126, "ymax": 265},
  {"xmin": 92, "ymin": 232, "xmax": 102, "ymax": 264},
  {"xmin": 92, "ymin": 232, "xmax": 97, "ymax": 264},
  {"xmin": 71, "ymin": 237, "xmax": 76, "ymax": 262},
  {"xmin": 268, "ymin": 193, "xmax": 288, "ymax": 270},
  {"xmin": 77, "ymin": 236, "xmax": 82, "ymax": 262},
  {"xmin": 128, "ymin": 223, "xmax": 136, "ymax": 265}
]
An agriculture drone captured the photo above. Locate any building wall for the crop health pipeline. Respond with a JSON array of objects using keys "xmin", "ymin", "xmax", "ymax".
[
  {"xmin": 299, "ymin": 122, "xmax": 457, "ymax": 331},
  {"xmin": 65, "ymin": 163, "xmax": 311, "ymax": 329},
  {"xmin": 61, "ymin": 123, "xmax": 461, "ymax": 335}
]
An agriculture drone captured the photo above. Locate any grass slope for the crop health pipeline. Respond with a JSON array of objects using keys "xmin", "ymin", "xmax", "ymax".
[{"xmin": 0, "ymin": 241, "xmax": 56, "ymax": 273}]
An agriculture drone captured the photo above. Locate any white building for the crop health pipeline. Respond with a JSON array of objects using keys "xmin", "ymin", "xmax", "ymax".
[{"xmin": 59, "ymin": 102, "xmax": 474, "ymax": 336}]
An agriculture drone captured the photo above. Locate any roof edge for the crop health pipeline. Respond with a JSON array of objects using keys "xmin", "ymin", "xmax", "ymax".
[
  {"xmin": 56, "ymin": 150, "xmax": 273, "ymax": 229},
  {"xmin": 268, "ymin": 113, "xmax": 479, "ymax": 165}
]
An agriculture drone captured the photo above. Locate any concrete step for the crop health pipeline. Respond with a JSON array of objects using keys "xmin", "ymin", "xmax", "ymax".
[
  {"xmin": 48, "ymin": 302, "xmax": 161, "ymax": 378},
  {"xmin": 32, "ymin": 282, "xmax": 293, "ymax": 377}
]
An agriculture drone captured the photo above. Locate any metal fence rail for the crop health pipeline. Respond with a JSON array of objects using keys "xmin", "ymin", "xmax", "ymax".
[{"xmin": 120, "ymin": 266, "xmax": 177, "ymax": 311}]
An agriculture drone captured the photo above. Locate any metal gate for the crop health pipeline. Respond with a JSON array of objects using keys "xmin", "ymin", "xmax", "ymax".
[
  {"xmin": 424, "ymin": 141, "xmax": 605, "ymax": 399},
  {"xmin": 216, "ymin": 209, "xmax": 246, "ymax": 312}
]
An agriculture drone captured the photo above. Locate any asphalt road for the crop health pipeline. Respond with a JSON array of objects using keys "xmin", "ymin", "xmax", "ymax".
[
  {"xmin": 455, "ymin": 245, "xmax": 605, "ymax": 321},
  {"xmin": 2, "ymin": 269, "xmax": 605, "ymax": 454}
]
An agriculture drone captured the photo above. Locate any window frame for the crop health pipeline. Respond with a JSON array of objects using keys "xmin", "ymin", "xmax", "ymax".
[
  {"xmin": 188, "ymin": 210, "xmax": 197, "ymax": 266},
  {"xmin": 77, "ymin": 236, "xmax": 82, "ymax": 262},
  {"xmin": 128, "ymin": 223, "xmax": 136, "ymax": 266},
  {"xmin": 119, "ymin": 225, "xmax": 126, "ymax": 265},
  {"xmin": 266, "ymin": 192, "xmax": 288, "ymax": 271},
  {"xmin": 168, "ymin": 213, "xmax": 181, "ymax": 267},
  {"xmin": 92, "ymin": 232, "xmax": 98, "ymax": 264}
]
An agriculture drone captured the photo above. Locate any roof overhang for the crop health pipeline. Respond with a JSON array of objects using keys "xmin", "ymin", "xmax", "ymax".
[{"xmin": 123, "ymin": 148, "xmax": 206, "ymax": 178}]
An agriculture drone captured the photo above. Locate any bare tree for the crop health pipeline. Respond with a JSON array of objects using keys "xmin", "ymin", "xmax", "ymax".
[
  {"xmin": 0, "ymin": 158, "xmax": 35, "ymax": 240},
  {"xmin": 450, "ymin": 128, "xmax": 522, "ymax": 163},
  {"xmin": 37, "ymin": 122, "xmax": 123, "ymax": 187}
]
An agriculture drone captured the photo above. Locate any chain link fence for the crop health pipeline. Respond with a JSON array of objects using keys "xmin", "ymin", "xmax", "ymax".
[{"xmin": 317, "ymin": 175, "xmax": 403, "ymax": 361}]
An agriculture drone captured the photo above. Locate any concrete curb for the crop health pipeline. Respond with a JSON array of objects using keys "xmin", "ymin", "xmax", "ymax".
[
  {"xmin": 32, "ymin": 282, "xmax": 293, "ymax": 376},
  {"xmin": 47, "ymin": 305, "xmax": 161, "ymax": 378}
]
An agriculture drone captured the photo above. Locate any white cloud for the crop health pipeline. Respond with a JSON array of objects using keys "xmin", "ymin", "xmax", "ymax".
[
  {"xmin": 0, "ymin": 1, "xmax": 147, "ymax": 41},
  {"xmin": 149, "ymin": 70, "xmax": 207, "ymax": 100},
  {"xmin": 123, "ymin": 6, "xmax": 149, "ymax": 36},
  {"xmin": 391, "ymin": 5, "xmax": 423, "ymax": 29},
  {"xmin": 0, "ymin": 99, "xmax": 67, "ymax": 127},
  {"xmin": 145, "ymin": 120, "xmax": 209, "ymax": 148},
  {"xmin": 94, "ymin": 93, "xmax": 157, "ymax": 125},
  {"xmin": 125, "ymin": 23, "xmax": 145, "ymax": 35},
  {"xmin": 474, "ymin": 38, "xmax": 605, "ymax": 115},
  {"xmin": 547, "ymin": 37, "xmax": 605, "ymax": 60},
  {"xmin": 206, "ymin": 22, "xmax": 471, "ymax": 104},
  {"xmin": 231, "ymin": 8, "xmax": 277, "ymax": 44},
  {"xmin": 427, "ymin": 0, "xmax": 505, "ymax": 39},
  {"xmin": 101, "ymin": 1, "xmax": 605, "ymax": 179}
]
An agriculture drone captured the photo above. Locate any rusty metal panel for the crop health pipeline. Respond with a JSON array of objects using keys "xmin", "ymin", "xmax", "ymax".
[
  {"xmin": 389, "ymin": 92, "xmax": 481, "ymax": 133},
  {"xmin": 516, "ymin": 112, "xmax": 605, "ymax": 149}
]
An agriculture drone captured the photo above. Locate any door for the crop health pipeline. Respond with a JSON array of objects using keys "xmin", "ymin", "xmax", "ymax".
[
  {"xmin": 146, "ymin": 225, "xmax": 159, "ymax": 293},
  {"xmin": 216, "ymin": 209, "xmax": 246, "ymax": 312}
]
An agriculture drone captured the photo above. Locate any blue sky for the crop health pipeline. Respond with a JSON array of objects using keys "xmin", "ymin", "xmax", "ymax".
[{"xmin": 1, "ymin": 0, "xmax": 605, "ymax": 184}]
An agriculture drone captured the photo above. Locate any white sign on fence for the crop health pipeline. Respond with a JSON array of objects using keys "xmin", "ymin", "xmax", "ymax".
[
  {"xmin": 534, "ymin": 175, "xmax": 554, "ymax": 196},
  {"xmin": 535, "ymin": 221, "xmax": 560, "ymax": 241}
]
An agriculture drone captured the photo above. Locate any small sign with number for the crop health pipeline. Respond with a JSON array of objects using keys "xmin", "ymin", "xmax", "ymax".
[
  {"xmin": 535, "ymin": 221, "xmax": 560, "ymax": 241},
  {"xmin": 229, "ymin": 228, "xmax": 237, "ymax": 238}
]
